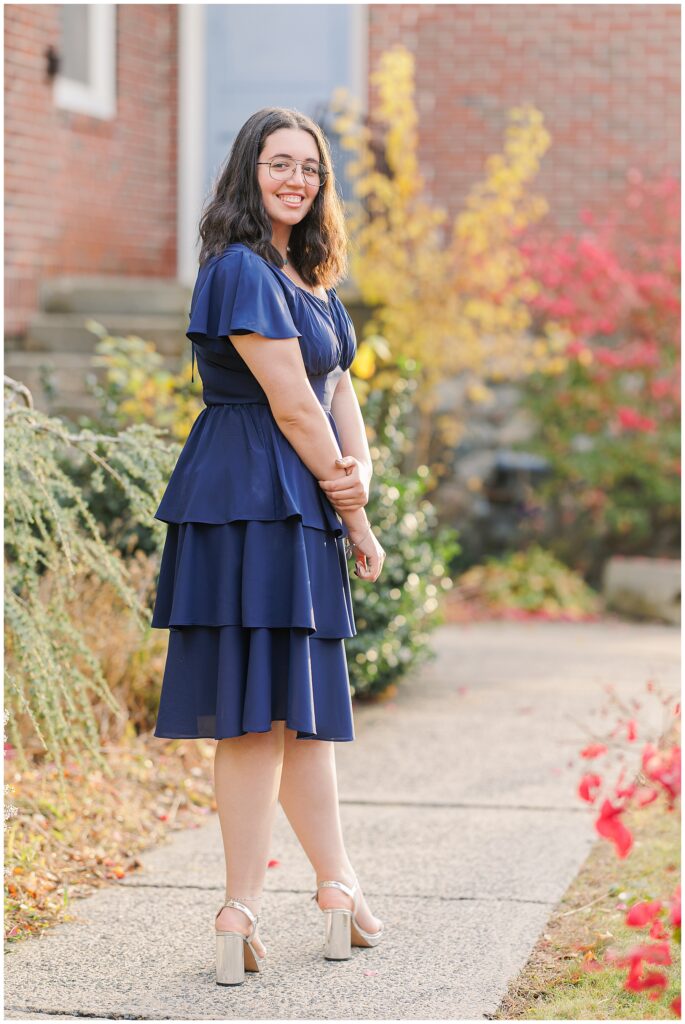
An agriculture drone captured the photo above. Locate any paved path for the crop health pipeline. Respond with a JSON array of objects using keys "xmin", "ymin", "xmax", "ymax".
[{"xmin": 4, "ymin": 620, "xmax": 678, "ymax": 1020}]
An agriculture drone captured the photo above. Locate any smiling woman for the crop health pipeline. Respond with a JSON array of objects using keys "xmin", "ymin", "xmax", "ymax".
[
  {"xmin": 150, "ymin": 106, "xmax": 385, "ymax": 985},
  {"xmin": 197, "ymin": 108, "xmax": 348, "ymax": 290},
  {"xmin": 255, "ymin": 130, "xmax": 334, "ymax": 292}
]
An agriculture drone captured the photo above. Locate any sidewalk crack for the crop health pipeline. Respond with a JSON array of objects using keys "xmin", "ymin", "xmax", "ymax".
[
  {"xmin": 118, "ymin": 882, "xmax": 557, "ymax": 905},
  {"xmin": 4, "ymin": 1008, "xmax": 151, "ymax": 1021},
  {"xmin": 339, "ymin": 798, "xmax": 587, "ymax": 812}
]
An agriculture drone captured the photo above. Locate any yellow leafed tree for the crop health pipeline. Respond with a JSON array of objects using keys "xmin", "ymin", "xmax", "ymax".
[{"xmin": 332, "ymin": 45, "xmax": 569, "ymax": 464}]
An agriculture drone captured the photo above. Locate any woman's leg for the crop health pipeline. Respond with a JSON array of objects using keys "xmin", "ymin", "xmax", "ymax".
[
  {"xmin": 214, "ymin": 721, "xmax": 285, "ymax": 957},
  {"xmin": 277, "ymin": 726, "xmax": 382, "ymax": 931}
]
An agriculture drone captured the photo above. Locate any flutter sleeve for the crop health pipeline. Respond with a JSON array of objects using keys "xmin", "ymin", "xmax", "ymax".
[{"xmin": 186, "ymin": 247, "xmax": 301, "ymax": 380}]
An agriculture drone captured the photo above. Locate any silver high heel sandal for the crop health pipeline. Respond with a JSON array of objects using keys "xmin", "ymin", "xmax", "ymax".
[
  {"xmin": 311, "ymin": 878, "xmax": 384, "ymax": 960},
  {"xmin": 215, "ymin": 897, "xmax": 266, "ymax": 985}
]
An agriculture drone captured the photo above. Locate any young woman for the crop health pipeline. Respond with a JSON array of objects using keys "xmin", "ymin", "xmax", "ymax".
[{"xmin": 151, "ymin": 107, "xmax": 386, "ymax": 985}]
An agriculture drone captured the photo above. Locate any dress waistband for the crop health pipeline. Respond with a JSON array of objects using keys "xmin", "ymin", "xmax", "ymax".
[
  {"xmin": 205, "ymin": 399, "xmax": 269, "ymax": 406},
  {"xmin": 204, "ymin": 398, "xmax": 333, "ymax": 414}
]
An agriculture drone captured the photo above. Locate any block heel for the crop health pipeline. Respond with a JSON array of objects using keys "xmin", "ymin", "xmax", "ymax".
[
  {"xmin": 215, "ymin": 898, "xmax": 266, "ymax": 985},
  {"xmin": 322, "ymin": 906, "xmax": 353, "ymax": 960},
  {"xmin": 312, "ymin": 878, "xmax": 383, "ymax": 960}
]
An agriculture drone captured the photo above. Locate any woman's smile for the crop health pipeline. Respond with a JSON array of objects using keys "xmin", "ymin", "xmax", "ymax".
[
  {"xmin": 277, "ymin": 193, "xmax": 305, "ymax": 207},
  {"xmin": 257, "ymin": 127, "xmax": 322, "ymax": 236}
]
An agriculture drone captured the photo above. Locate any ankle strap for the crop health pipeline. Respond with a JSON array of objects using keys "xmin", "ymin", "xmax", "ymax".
[
  {"xmin": 218, "ymin": 898, "xmax": 259, "ymax": 933},
  {"xmin": 312, "ymin": 879, "xmax": 358, "ymax": 905}
]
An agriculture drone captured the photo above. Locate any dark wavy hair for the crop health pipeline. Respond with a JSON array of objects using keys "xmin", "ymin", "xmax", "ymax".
[{"xmin": 197, "ymin": 107, "xmax": 349, "ymax": 289}]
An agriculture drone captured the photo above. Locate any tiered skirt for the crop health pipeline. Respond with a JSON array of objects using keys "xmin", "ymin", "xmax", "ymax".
[{"xmin": 150, "ymin": 403, "xmax": 357, "ymax": 742}]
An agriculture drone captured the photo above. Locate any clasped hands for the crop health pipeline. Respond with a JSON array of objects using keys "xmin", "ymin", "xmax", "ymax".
[
  {"xmin": 317, "ymin": 455, "xmax": 371, "ymax": 514},
  {"xmin": 318, "ymin": 456, "xmax": 385, "ymax": 582}
]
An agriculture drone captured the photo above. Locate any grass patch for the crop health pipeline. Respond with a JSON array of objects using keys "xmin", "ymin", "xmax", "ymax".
[{"xmin": 493, "ymin": 789, "xmax": 681, "ymax": 1019}]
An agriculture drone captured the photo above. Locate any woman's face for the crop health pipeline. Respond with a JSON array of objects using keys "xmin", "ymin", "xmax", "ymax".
[{"xmin": 257, "ymin": 127, "xmax": 321, "ymax": 231}]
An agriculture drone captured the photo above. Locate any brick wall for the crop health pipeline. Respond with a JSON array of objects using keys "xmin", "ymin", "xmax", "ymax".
[
  {"xmin": 6, "ymin": 5, "xmax": 679, "ymax": 338},
  {"xmin": 368, "ymin": 4, "xmax": 680, "ymax": 229},
  {"xmin": 4, "ymin": 4, "xmax": 178, "ymax": 336}
]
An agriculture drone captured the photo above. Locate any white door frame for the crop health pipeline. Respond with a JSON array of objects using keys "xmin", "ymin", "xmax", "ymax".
[
  {"xmin": 176, "ymin": 5, "xmax": 368, "ymax": 287},
  {"xmin": 177, "ymin": 4, "xmax": 205, "ymax": 286},
  {"xmin": 351, "ymin": 4, "xmax": 368, "ymax": 120}
]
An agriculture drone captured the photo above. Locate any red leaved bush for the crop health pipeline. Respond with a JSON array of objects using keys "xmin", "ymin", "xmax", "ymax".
[
  {"xmin": 575, "ymin": 677, "xmax": 680, "ymax": 1014},
  {"xmin": 516, "ymin": 169, "xmax": 680, "ymax": 571},
  {"xmin": 521, "ymin": 169, "xmax": 680, "ymax": 343}
]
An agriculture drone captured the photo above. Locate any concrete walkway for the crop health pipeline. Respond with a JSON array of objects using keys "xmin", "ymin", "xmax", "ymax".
[{"xmin": 4, "ymin": 619, "xmax": 679, "ymax": 1020}]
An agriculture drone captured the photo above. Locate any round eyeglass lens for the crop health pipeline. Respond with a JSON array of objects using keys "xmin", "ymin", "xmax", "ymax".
[{"xmin": 270, "ymin": 159, "xmax": 325, "ymax": 186}]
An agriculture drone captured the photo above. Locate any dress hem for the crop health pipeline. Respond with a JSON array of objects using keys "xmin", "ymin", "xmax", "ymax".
[
  {"xmin": 153, "ymin": 510, "xmax": 347, "ymax": 539},
  {"xmin": 153, "ymin": 722, "xmax": 355, "ymax": 742},
  {"xmin": 151, "ymin": 622, "xmax": 356, "ymax": 640}
]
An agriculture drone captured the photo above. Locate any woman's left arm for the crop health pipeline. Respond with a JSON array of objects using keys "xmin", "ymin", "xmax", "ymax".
[{"xmin": 317, "ymin": 371, "xmax": 373, "ymax": 509}]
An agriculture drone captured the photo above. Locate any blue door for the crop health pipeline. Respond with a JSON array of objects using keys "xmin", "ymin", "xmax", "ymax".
[{"xmin": 204, "ymin": 5, "xmax": 363, "ymax": 202}]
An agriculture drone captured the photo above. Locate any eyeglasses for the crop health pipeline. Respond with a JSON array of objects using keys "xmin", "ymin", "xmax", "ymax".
[{"xmin": 257, "ymin": 158, "xmax": 328, "ymax": 188}]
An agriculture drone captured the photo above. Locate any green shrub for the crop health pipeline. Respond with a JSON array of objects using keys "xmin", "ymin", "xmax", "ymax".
[
  {"xmin": 66, "ymin": 323, "xmax": 193, "ymax": 558},
  {"xmin": 346, "ymin": 362, "xmax": 461, "ymax": 700},
  {"xmin": 3, "ymin": 376, "xmax": 175, "ymax": 782},
  {"xmin": 454, "ymin": 543, "xmax": 602, "ymax": 620}
]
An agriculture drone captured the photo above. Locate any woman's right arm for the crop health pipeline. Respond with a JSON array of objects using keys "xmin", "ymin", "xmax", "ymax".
[{"xmin": 228, "ymin": 331, "xmax": 369, "ymax": 538}]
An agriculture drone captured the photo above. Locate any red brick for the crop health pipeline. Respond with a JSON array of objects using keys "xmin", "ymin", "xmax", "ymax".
[
  {"xmin": 369, "ymin": 3, "xmax": 678, "ymax": 233},
  {"xmin": 5, "ymin": 3, "xmax": 177, "ymax": 334}
]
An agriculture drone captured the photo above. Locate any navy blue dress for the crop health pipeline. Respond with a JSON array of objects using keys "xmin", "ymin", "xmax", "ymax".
[{"xmin": 151, "ymin": 242, "xmax": 358, "ymax": 742}]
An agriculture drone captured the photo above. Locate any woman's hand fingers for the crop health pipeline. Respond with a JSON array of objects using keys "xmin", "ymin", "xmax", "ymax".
[
  {"xmin": 353, "ymin": 547, "xmax": 386, "ymax": 583},
  {"xmin": 318, "ymin": 457, "xmax": 370, "ymax": 511},
  {"xmin": 326, "ymin": 483, "xmax": 367, "ymax": 511},
  {"xmin": 354, "ymin": 559, "xmax": 379, "ymax": 582}
]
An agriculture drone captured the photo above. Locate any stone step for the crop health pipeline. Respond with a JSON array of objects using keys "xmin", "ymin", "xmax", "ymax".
[
  {"xmin": 5, "ymin": 350, "xmax": 184, "ymax": 420},
  {"xmin": 603, "ymin": 555, "xmax": 681, "ymax": 625},
  {"xmin": 6, "ymin": 352, "xmax": 106, "ymax": 397},
  {"xmin": 39, "ymin": 275, "xmax": 192, "ymax": 315},
  {"xmin": 25, "ymin": 313, "xmax": 190, "ymax": 356},
  {"xmin": 40, "ymin": 395, "xmax": 104, "ymax": 421}
]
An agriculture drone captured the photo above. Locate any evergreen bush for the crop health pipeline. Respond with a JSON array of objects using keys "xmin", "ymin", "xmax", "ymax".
[
  {"xmin": 345, "ymin": 361, "xmax": 460, "ymax": 700},
  {"xmin": 4, "ymin": 375, "xmax": 175, "ymax": 782}
]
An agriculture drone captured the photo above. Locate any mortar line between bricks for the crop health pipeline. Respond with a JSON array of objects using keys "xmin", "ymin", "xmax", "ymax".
[{"xmin": 120, "ymin": 883, "xmax": 556, "ymax": 905}]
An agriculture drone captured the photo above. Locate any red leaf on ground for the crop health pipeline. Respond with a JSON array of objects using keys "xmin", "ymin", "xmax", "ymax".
[
  {"xmin": 635, "ymin": 786, "xmax": 660, "ymax": 807},
  {"xmin": 625, "ymin": 968, "xmax": 669, "ymax": 998},
  {"xmin": 642, "ymin": 744, "xmax": 681, "ymax": 805},
  {"xmin": 595, "ymin": 798, "xmax": 633, "ymax": 858},
  {"xmin": 649, "ymin": 919, "xmax": 670, "ymax": 940},
  {"xmin": 624, "ymin": 941, "xmax": 672, "ymax": 966},
  {"xmin": 581, "ymin": 743, "xmax": 608, "ymax": 759},
  {"xmin": 626, "ymin": 900, "xmax": 663, "ymax": 927},
  {"xmin": 578, "ymin": 773, "xmax": 602, "ymax": 802}
]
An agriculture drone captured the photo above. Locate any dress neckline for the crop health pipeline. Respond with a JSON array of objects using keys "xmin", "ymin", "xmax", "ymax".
[
  {"xmin": 271, "ymin": 262, "xmax": 330, "ymax": 306},
  {"xmin": 223, "ymin": 242, "xmax": 333, "ymax": 308}
]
